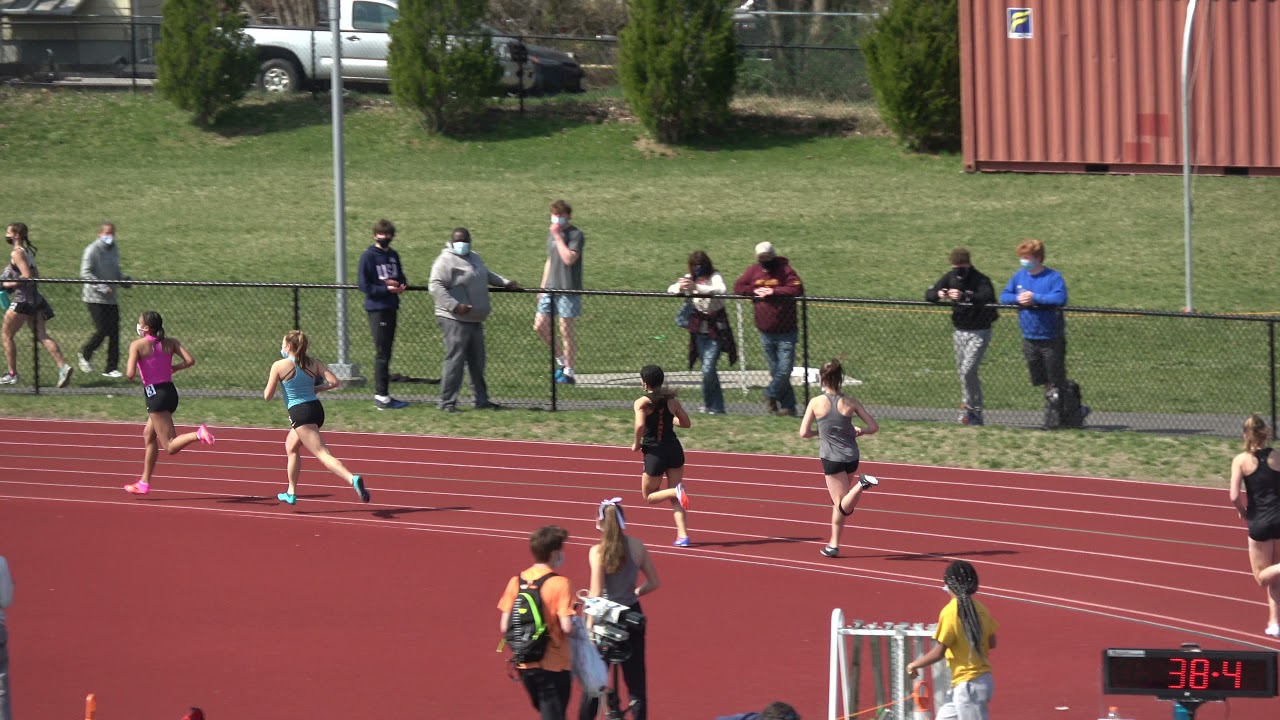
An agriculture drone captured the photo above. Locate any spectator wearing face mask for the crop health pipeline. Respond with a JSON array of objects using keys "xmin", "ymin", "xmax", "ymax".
[
  {"xmin": 667, "ymin": 250, "xmax": 736, "ymax": 415},
  {"xmin": 734, "ymin": 242, "xmax": 804, "ymax": 416},
  {"xmin": 428, "ymin": 228, "xmax": 522, "ymax": 413},
  {"xmin": 534, "ymin": 199, "xmax": 585, "ymax": 384},
  {"xmin": 78, "ymin": 221, "xmax": 132, "ymax": 378},
  {"xmin": 925, "ymin": 248, "xmax": 997, "ymax": 426},
  {"xmin": 358, "ymin": 219, "xmax": 410, "ymax": 410},
  {"xmin": 999, "ymin": 239, "xmax": 1069, "ymax": 395}
]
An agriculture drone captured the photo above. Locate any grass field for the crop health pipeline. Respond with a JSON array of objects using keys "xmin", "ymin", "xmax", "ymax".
[{"xmin": 0, "ymin": 86, "xmax": 1276, "ymax": 486}]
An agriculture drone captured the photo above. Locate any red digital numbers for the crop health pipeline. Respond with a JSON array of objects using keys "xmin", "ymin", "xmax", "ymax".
[
  {"xmin": 1189, "ymin": 658, "xmax": 1210, "ymax": 689},
  {"xmin": 1168, "ymin": 658, "xmax": 1245, "ymax": 690},
  {"xmin": 1222, "ymin": 661, "xmax": 1243, "ymax": 689}
]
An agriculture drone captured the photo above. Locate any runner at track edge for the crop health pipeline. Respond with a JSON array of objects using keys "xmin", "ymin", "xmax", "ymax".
[{"xmin": 1228, "ymin": 413, "xmax": 1280, "ymax": 637}]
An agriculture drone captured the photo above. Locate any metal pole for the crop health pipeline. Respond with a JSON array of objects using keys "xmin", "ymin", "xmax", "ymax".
[
  {"xmin": 129, "ymin": 0, "xmax": 137, "ymax": 90},
  {"xmin": 328, "ymin": 0, "xmax": 358, "ymax": 381},
  {"xmin": 801, "ymin": 295, "xmax": 810, "ymax": 405},
  {"xmin": 550, "ymin": 291, "xmax": 558, "ymax": 411},
  {"xmin": 293, "ymin": 286, "xmax": 301, "ymax": 330},
  {"xmin": 1180, "ymin": 0, "xmax": 1201, "ymax": 313},
  {"xmin": 31, "ymin": 324, "xmax": 39, "ymax": 395},
  {"xmin": 1271, "ymin": 321, "xmax": 1277, "ymax": 440}
]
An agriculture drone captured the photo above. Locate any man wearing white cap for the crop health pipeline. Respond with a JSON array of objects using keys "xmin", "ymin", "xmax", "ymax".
[{"xmin": 734, "ymin": 242, "xmax": 805, "ymax": 416}]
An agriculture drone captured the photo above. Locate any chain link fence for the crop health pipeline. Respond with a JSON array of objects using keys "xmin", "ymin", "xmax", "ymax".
[
  {"xmin": 1, "ymin": 16, "xmax": 874, "ymax": 105},
  {"xmin": 6, "ymin": 279, "xmax": 1276, "ymax": 438}
]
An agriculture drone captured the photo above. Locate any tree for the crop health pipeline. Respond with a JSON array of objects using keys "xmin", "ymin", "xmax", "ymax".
[
  {"xmin": 389, "ymin": 0, "xmax": 503, "ymax": 134},
  {"xmin": 156, "ymin": 0, "xmax": 259, "ymax": 126},
  {"xmin": 617, "ymin": 0, "xmax": 739, "ymax": 144},
  {"xmin": 862, "ymin": 0, "xmax": 961, "ymax": 152}
]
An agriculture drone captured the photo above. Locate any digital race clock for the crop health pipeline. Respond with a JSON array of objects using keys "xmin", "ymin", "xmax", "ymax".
[{"xmin": 1103, "ymin": 648, "xmax": 1278, "ymax": 700}]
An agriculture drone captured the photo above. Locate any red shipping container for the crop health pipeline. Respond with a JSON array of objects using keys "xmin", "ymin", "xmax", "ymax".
[{"xmin": 960, "ymin": 0, "xmax": 1280, "ymax": 175}]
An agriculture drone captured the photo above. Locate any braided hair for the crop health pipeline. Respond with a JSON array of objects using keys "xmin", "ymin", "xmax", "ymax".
[{"xmin": 943, "ymin": 560, "xmax": 986, "ymax": 659}]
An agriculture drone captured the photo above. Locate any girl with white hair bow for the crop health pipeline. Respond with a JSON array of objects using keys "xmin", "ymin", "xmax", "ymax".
[{"xmin": 578, "ymin": 498, "xmax": 662, "ymax": 720}]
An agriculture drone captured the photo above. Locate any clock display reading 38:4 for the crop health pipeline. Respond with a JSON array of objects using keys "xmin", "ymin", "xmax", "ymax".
[{"xmin": 1103, "ymin": 649, "xmax": 1278, "ymax": 699}]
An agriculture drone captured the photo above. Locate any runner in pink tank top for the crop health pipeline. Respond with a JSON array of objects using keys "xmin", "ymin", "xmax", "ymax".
[{"xmin": 122, "ymin": 310, "xmax": 216, "ymax": 495}]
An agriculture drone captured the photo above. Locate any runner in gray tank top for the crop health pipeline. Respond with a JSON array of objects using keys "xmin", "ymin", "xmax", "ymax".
[
  {"xmin": 579, "ymin": 499, "xmax": 661, "ymax": 720},
  {"xmin": 800, "ymin": 358, "xmax": 882, "ymax": 558}
]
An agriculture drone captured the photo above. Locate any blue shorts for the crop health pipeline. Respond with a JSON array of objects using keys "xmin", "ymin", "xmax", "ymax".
[{"xmin": 536, "ymin": 293, "xmax": 583, "ymax": 319}]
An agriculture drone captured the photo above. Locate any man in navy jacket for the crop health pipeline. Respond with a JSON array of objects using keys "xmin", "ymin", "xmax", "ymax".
[{"xmin": 358, "ymin": 219, "xmax": 410, "ymax": 410}]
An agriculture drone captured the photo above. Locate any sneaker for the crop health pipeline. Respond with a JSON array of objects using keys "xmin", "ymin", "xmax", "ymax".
[
  {"xmin": 675, "ymin": 482, "xmax": 690, "ymax": 510},
  {"xmin": 820, "ymin": 545, "xmax": 839, "ymax": 558},
  {"xmin": 555, "ymin": 373, "xmax": 576, "ymax": 385},
  {"xmin": 196, "ymin": 424, "xmax": 216, "ymax": 445},
  {"xmin": 475, "ymin": 402, "xmax": 503, "ymax": 410},
  {"xmin": 859, "ymin": 474, "xmax": 879, "ymax": 489},
  {"xmin": 1266, "ymin": 624, "xmax": 1280, "ymax": 638},
  {"xmin": 0, "ymin": 372, "xmax": 16, "ymax": 385},
  {"xmin": 101, "ymin": 370, "xmax": 124, "ymax": 378},
  {"xmin": 78, "ymin": 355, "xmax": 92, "ymax": 373},
  {"xmin": 352, "ymin": 475, "xmax": 370, "ymax": 502},
  {"xmin": 766, "ymin": 397, "xmax": 778, "ymax": 414},
  {"xmin": 374, "ymin": 397, "xmax": 410, "ymax": 410},
  {"xmin": 673, "ymin": 536, "xmax": 690, "ymax": 548},
  {"xmin": 56, "ymin": 364, "xmax": 73, "ymax": 388},
  {"xmin": 124, "ymin": 481, "xmax": 150, "ymax": 495},
  {"xmin": 277, "ymin": 492, "xmax": 297, "ymax": 505}
]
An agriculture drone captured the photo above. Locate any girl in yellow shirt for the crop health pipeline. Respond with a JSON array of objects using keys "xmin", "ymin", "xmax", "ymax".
[{"xmin": 907, "ymin": 560, "xmax": 999, "ymax": 720}]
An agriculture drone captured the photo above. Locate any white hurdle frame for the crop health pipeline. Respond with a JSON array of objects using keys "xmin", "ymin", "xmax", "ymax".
[{"xmin": 829, "ymin": 609, "xmax": 950, "ymax": 720}]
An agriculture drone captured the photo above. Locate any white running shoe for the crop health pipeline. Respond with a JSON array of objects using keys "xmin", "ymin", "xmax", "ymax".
[{"xmin": 78, "ymin": 355, "xmax": 93, "ymax": 373}]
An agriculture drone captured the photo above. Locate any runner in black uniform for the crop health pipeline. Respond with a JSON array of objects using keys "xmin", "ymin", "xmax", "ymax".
[
  {"xmin": 632, "ymin": 365, "xmax": 693, "ymax": 546},
  {"xmin": 1229, "ymin": 414, "xmax": 1280, "ymax": 638}
]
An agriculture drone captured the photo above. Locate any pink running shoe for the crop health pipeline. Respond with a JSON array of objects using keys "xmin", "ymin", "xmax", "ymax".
[
  {"xmin": 675, "ymin": 482, "xmax": 690, "ymax": 510},
  {"xmin": 124, "ymin": 481, "xmax": 150, "ymax": 495},
  {"xmin": 196, "ymin": 424, "xmax": 216, "ymax": 445}
]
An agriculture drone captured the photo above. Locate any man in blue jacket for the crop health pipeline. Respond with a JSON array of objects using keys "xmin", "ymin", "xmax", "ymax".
[
  {"xmin": 358, "ymin": 219, "xmax": 410, "ymax": 410},
  {"xmin": 999, "ymin": 238, "xmax": 1071, "ymax": 397}
]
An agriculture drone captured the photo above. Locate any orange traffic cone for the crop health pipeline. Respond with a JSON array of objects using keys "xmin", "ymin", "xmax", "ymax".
[
  {"xmin": 85, "ymin": 694, "xmax": 96, "ymax": 720},
  {"xmin": 912, "ymin": 679, "xmax": 933, "ymax": 720}
]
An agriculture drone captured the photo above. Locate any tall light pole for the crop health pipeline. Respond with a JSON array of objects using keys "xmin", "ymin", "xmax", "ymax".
[
  {"xmin": 328, "ymin": 0, "xmax": 361, "ymax": 381},
  {"xmin": 1179, "ymin": 0, "xmax": 1202, "ymax": 313}
]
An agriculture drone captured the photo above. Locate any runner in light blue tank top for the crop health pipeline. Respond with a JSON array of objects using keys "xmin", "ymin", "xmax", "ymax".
[
  {"xmin": 280, "ymin": 356, "xmax": 319, "ymax": 408},
  {"xmin": 799, "ymin": 358, "xmax": 882, "ymax": 559},
  {"xmin": 265, "ymin": 330, "xmax": 369, "ymax": 506}
]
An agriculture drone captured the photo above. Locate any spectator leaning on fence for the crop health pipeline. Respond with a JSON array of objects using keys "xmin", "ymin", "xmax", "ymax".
[
  {"xmin": 998, "ymin": 239, "xmax": 1069, "ymax": 395},
  {"xmin": 0, "ymin": 554, "xmax": 12, "ymax": 720},
  {"xmin": 79, "ymin": 221, "xmax": 132, "ymax": 379},
  {"xmin": 428, "ymin": 227, "xmax": 522, "ymax": 413},
  {"xmin": 534, "ymin": 199, "xmax": 585, "ymax": 385},
  {"xmin": 357, "ymin": 219, "xmax": 410, "ymax": 411},
  {"xmin": 734, "ymin": 242, "xmax": 804, "ymax": 417},
  {"xmin": 926, "ymin": 248, "xmax": 997, "ymax": 427},
  {"xmin": 667, "ymin": 250, "xmax": 735, "ymax": 415}
]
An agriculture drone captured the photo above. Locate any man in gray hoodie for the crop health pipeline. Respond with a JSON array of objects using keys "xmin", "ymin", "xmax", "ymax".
[
  {"xmin": 78, "ymin": 222, "xmax": 130, "ymax": 377},
  {"xmin": 428, "ymin": 228, "xmax": 521, "ymax": 412}
]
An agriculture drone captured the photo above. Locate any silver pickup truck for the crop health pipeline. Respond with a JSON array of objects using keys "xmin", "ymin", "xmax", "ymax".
[{"xmin": 246, "ymin": 0, "xmax": 585, "ymax": 95}]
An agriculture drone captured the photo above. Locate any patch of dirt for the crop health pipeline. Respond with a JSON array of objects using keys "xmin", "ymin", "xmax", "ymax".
[{"xmin": 633, "ymin": 137, "xmax": 678, "ymax": 158}]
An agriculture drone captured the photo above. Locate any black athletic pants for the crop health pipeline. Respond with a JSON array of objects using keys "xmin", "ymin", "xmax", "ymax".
[
  {"xmin": 578, "ymin": 620, "xmax": 647, "ymax": 720},
  {"xmin": 82, "ymin": 302, "xmax": 120, "ymax": 372},
  {"xmin": 366, "ymin": 309, "xmax": 398, "ymax": 397},
  {"xmin": 520, "ymin": 668, "xmax": 573, "ymax": 720}
]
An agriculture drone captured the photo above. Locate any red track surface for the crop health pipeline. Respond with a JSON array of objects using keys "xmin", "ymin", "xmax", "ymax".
[{"xmin": 1, "ymin": 417, "xmax": 1277, "ymax": 720}]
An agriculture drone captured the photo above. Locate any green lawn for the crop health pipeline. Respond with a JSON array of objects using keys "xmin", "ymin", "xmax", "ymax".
[{"xmin": 0, "ymin": 87, "xmax": 1276, "ymax": 486}]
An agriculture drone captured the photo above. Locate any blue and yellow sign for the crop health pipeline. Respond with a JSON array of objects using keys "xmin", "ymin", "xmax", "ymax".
[{"xmin": 1007, "ymin": 7, "xmax": 1033, "ymax": 39}]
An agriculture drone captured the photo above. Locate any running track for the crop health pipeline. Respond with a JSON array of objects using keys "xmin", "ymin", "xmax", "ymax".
[{"xmin": 1, "ymin": 418, "xmax": 1277, "ymax": 720}]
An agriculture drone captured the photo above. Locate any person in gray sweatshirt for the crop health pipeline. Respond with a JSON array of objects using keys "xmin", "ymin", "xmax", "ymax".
[
  {"xmin": 79, "ymin": 222, "xmax": 131, "ymax": 377},
  {"xmin": 428, "ymin": 228, "xmax": 522, "ymax": 412}
]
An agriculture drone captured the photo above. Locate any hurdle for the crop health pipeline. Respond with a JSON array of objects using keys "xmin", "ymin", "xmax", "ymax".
[{"xmin": 829, "ymin": 609, "xmax": 951, "ymax": 720}]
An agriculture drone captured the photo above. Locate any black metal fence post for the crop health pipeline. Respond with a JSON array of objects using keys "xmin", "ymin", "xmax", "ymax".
[
  {"xmin": 1271, "ymin": 320, "xmax": 1277, "ymax": 440},
  {"xmin": 549, "ymin": 291, "xmax": 558, "ymax": 412},
  {"xmin": 801, "ymin": 295, "xmax": 810, "ymax": 405},
  {"xmin": 31, "ymin": 325, "xmax": 39, "ymax": 395},
  {"xmin": 292, "ymin": 287, "xmax": 301, "ymax": 330}
]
